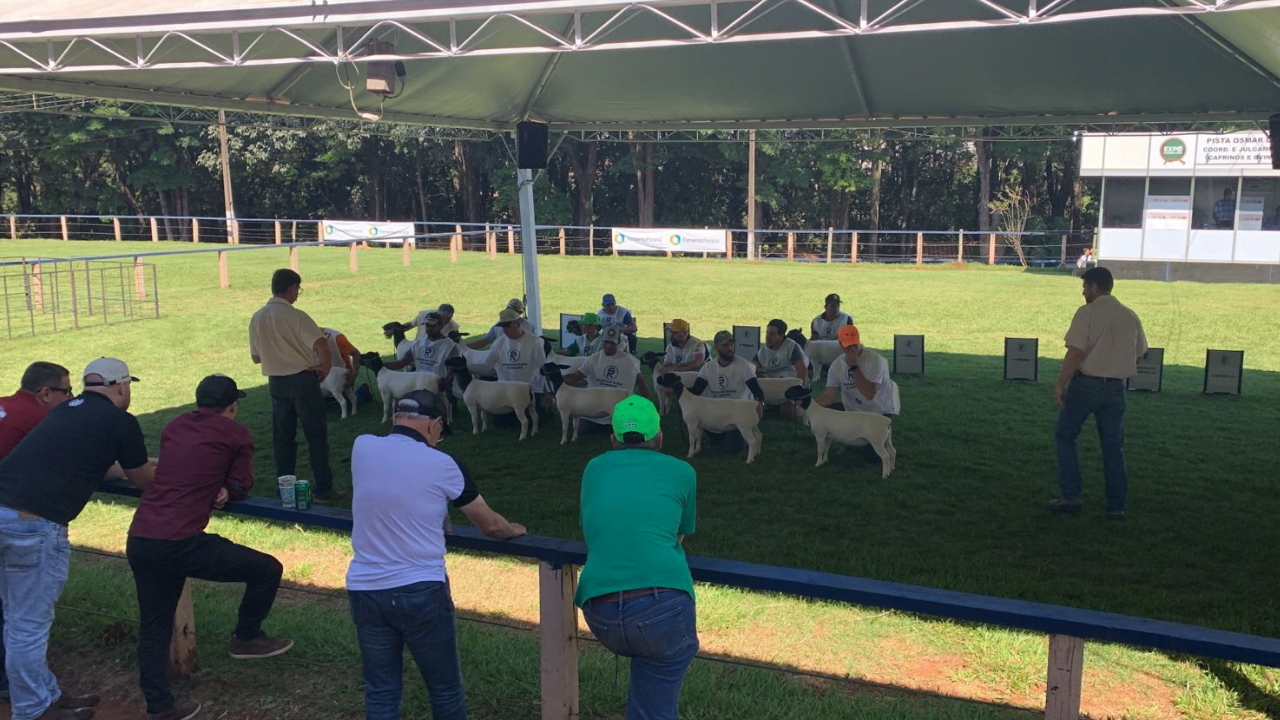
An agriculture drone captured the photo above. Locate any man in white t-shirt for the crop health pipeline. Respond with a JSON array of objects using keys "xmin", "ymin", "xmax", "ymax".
[
  {"xmin": 406, "ymin": 303, "xmax": 460, "ymax": 340},
  {"xmin": 483, "ymin": 308, "xmax": 547, "ymax": 385},
  {"xmin": 347, "ymin": 390, "xmax": 524, "ymax": 720},
  {"xmin": 384, "ymin": 312, "xmax": 462, "ymax": 378},
  {"xmin": 554, "ymin": 313, "xmax": 601, "ymax": 358},
  {"xmin": 659, "ymin": 318, "xmax": 706, "ymax": 375},
  {"xmin": 559, "ymin": 326, "xmax": 649, "ymax": 434},
  {"xmin": 816, "ymin": 325, "xmax": 900, "ymax": 416},
  {"xmin": 598, "ymin": 293, "xmax": 638, "ymax": 354},
  {"xmin": 468, "ymin": 299, "xmax": 535, "ymax": 350},
  {"xmin": 755, "ymin": 319, "xmax": 809, "ymax": 419},
  {"xmin": 686, "ymin": 331, "xmax": 765, "ymax": 454},
  {"xmin": 810, "ymin": 293, "xmax": 854, "ymax": 341}
]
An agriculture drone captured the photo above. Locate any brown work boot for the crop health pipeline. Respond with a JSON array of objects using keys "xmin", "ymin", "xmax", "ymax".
[
  {"xmin": 34, "ymin": 706, "xmax": 93, "ymax": 720},
  {"xmin": 148, "ymin": 699, "xmax": 201, "ymax": 720},
  {"xmin": 228, "ymin": 632, "xmax": 294, "ymax": 660},
  {"xmin": 56, "ymin": 693, "xmax": 100, "ymax": 710}
]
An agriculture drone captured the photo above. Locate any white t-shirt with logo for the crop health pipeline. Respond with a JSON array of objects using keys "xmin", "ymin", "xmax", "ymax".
[
  {"xmin": 480, "ymin": 318, "xmax": 536, "ymax": 345},
  {"xmin": 408, "ymin": 335, "xmax": 462, "ymax": 377},
  {"xmin": 827, "ymin": 349, "xmax": 900, "ymax": 415},
  {"xmin": 412, "ymin": 309, "xmax": 460, "ymax": 339},
  {"xmin": 486, "ymin": 331, "xmax": 547, "ymax": 384},
  {"xmin": 582, "ymin": 350, "xmax": 641, "ymax": 391},
  {"xmin": 572, "ymin": 333, "xmax": 601, "ymax": 357},
  {"xmin": 597, "ymin": 305, "xmax": 633, "ymax": 330},
  {"xmin": 663, "ymin": 336, "xmax": 706, "ymax": 368},
  {"xmin": 811, "ymin": 311, "xmax": 854, "ymax": 340},
  {"xmin": 698, "ymin": 356, "xmax": 758, "ymax": 400},
  {"xmin": 756, "ymin": 338, "xmax": 807, "ymax": 379}
]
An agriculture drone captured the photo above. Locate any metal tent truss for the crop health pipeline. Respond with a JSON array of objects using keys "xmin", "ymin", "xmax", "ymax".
[
  {"xmin": 0, "ymin": 0, "xmax": 1274, "ymax": 75},
  {"xmin": 0, "ymin": 91, "xmax": 1262, "ymax": 142}
]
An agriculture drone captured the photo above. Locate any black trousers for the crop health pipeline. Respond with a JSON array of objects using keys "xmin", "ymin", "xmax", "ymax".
[
  {"xmin": 268, "ymin": 371, "xmax": 334, "ymax": 495},
  {"xmin": 126, "ymin": 534, "xmax": 284, "ymax": 714}
]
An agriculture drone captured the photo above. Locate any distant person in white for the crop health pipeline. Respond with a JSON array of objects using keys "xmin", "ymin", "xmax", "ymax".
[
  {"xmin": 1048, "ymin": 267, "xmax": 1147, "ymax": 521},
  {"xmin": 686, "ymin": 330, "xmax": 765, "ymax": 455},
  {"xmin": 559, "ymin": 326, "xmax": 649, "ymax": 434},
  {"xmin": 659, "ymin": 318, "xmax": 706, "ymax": 375},
  {"xmin": 816, "ymin": 325, "xmax": 900, "ymax": 416},
  {"xmin": 384, "ymin": 311, "xmax": 462, "ymax": 378},
  {"xmin": 482, "ymin": 308, "xmax": 547, "ymax": 385},
  {"xmin": 467, "ymin": 299, "xmax": 534, "ymax": 350},
  {"xmin": 598, "ymin": 293, "xmax": 638, "ymax": 354},
  {"xmin": 810, "ymin": 293, "xmax": 854, "ymax": 341},
  {"xmin": 347, "ymin": 390, "xmax": 524, "ymax": 720},
  {"xmin": 755, "ymin": 319, "xmax": 809, "ymax": 419},
  {"xmin": 405, "ymin": 303, "xmax": 460, "ymax": 340}
]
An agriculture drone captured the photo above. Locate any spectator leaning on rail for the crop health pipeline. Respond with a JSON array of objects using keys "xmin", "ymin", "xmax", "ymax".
[
  {"xmin": 598, "ymin": 293, "xmax": 638, "ymax": 354},
  {"xmin": 554, "ymin": 312, "xmax": 602, "ymax": 358},
  {"xmin": 577, "ymin": 395, "xmax": 698, "ymax": 720},
  {"xmin": 467, "ymin": 299, "xmax": 533, "ymax": 350},
  {"xmin": 810, "ymin": 292, "xmax": 854, "ymax": 341},
  {"xmin": 126, "ymin": 374, "xmax": 292, "ymax": 720},
  {"xmin": 347, "ymin": 390, "xmax": 525, "ymax": 720},
  {"xmin": 817, "ymin": 325, "xmax": 901, "ymax": 416},
  {"xmin": 384, "ymin": 312, "xmax": 463, "ymax": 378},
  {"xmin": 658, "ymin": 318, "xmax": 705, "ymax": 375},
  {"xmin": 1049, "ymin": 267, "xmax": 1147, "ymax": 522},
  {"xmin": 248, "ymin": 268, "xmax": 342, "ymax": 502},
  {"xmin": 755, "ymin": 319, "xmax": 809, "ymax": 419},
  {"xmin": 0, "ymin": 362, "xmax": 74, "ymax": 705},
  {"xmin": 688, "ymin": 331, "xmax": 765, "ymax": 454},
  {"xmin": 0, "ymin": 358, "xmax": 156, "ymax": 720}
]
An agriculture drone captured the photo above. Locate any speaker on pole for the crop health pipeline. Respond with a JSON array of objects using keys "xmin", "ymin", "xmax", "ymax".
[
  {"xmin": 517, "ymin": 122, "xmax": 549, "ymax": 170},
  {"xmin": 1270, "ymin": 113, "xmax": 1280, "ymax": 170}
]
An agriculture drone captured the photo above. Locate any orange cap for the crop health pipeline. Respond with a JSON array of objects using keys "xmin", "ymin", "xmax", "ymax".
[{"xmin": 837, "ymin": 325, "xmax": 860, "ymax": 348}]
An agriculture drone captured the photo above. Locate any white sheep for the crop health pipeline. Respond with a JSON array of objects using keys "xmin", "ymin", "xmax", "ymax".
[
  {"xmin": 654, "ymin": 371, "xmax": 698, "ymax": 416},
  {"xmin": 319, "ymin": 366, "xmax": 357, "ymax": 419},
  {"xmin": 542, "ymin": 363, "xmax": 632, "ymax": 444},
  {"xmin": 806, "ymin": 340, "xmax": 844, "ymax": 382},
  {"xmin": 756, "ymin": 377, "xmax": 803, "ymax": 407},
  {"xmin": 360, "ymin": 354, "xmax": 447, "ymax": 424},
  {"xmin": 447, "ymin": 360, "xmax": 539, "ymax": 440},
  {"xmin": 787, "ymin": 388, "xmax": 896, "ymax": 478},
  {"xmin": 656, "ymin": 374, "xmax": 763, "ymax": 464}
]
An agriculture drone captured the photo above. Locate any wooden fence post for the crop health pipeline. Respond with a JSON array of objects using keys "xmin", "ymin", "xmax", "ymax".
[
  {"xmin": 231, "ymin": 219, "xmax": 240, "ymax": 245},
  {"xmin": 60, "ymin": 216, "xmax": 69, "ymax": 242},
  {"xmin": 1045, "ymin": 635, "xmax": 1084, "ymax": 720},
  {"xmin": 289, "ymin": 246, "xmax": 299, "ymax": 272},
  {"xmin": 402, "ymin": 238, "xmax": 411, "ymax": 267},
  {"xmin": 988, "ymin": 233, "xmax": 997, "ymax": 265},
  {"xmin": 134, "ymin": 257, "xmax": 145, "ymax": 298},
  {"xmin": 454, "ymin": 224, "xmax": 463, "ymax": 253},
  {"xmin": 349, "ymin": 242, "xmax": 359, "ymax": 273},
  {"xmin": 588, "ymin": 226, "xmax": 595, "ymax": 256},
  {"xmin": 112, "ymin": 217, "xmax": 122, "ymax": 242},
  {"xmin": 291, "ymin": 220, "xmax": 297, "ymax": 243},
  {"xmin": 317, "ymin": 221, "xmax": 325, "ymax": 244},
  {"xmin": 558, "ymin": 228, "xmax": 566, "ymax": 256},
  {"xmin": 31, "ymin": 262, "xmax": 44, "ymax": 311},
  {"xmin": 274, "ymin": 220, "xmax": 282, "ymax": 244},
  {"xmin": 916, "ymin": 232, "xmax": 924, "ymax": 266},
  {"xmin": 508, "ymin": 227, "xmax": 515, "ymax": 255},
  {"xmin": 489, "ymin": 229, "xmax": 497, "ymax": 260},
  {"xmin": 787, "ymin": 232, "xmax": 795, "ymax": 261},
  {"xmin": 826, "ymin": 228, "xmax": 834, "ymax": 264},
  {"xmin": 450, "ymin": 233, "xmax": 458, "ymax": 263},
  {"xmin": 150, "ymin": 217, "xmax": 159, "ymax": 242},
  {"xmin": 958, "ymin": 230, "xmax": 965, "ymax": 262},
  {"xmin": 192, "ymin": 218, "xmax": 200, "ymax": 244},
  {"xmin": 217, "ymin": 251, "xmax": 229, "ymax": 289},
  {"xmin": 539, "ymin": 562, "xmax": 579, "ymax": 720},
  {"xmin": 8, "ymin": 214, "xmax": 16, "ymax": 240},
  {"xmin": 169, "ymin": 580, "xmax": 197, "ymax": 678},
  {"xmin": 1060, "ymin": 234, "xmax": 1068, "ymax": 266},
  {"xmin": 851, "ymin": 232, "xmax": 859, "ymax": 264}
]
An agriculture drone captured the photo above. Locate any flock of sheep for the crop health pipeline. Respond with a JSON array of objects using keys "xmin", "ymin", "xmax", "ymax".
[{"xmin": 336, "ymin": 320, "xmax": 896, "ymax": 478}]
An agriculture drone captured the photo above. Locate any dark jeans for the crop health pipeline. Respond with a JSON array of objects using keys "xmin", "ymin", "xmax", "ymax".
[
  {"xmin": 1055, "ymin": 373, "xmax": 1128, "ymax": 512},
  {"xmin": 126, "ymin": 534, "xmax": 284, "ymax": 715},
  {"xmin": 706, "ymin": 430, "xmax": 746, "ymax": 454},
  {"xmin": 268, "ymin": 371, "xmax": 334, "ymax": 495},
  {"xmin": 1, "ymin": 599, "xmax": 7, "ymax": 693},
  {"xmin": 582, "ymin": 589, "xmax": 698, "ymax": 720},
  {"xmin": 348, "ymin": 581, "xmax": 465, "ymax": 720}
]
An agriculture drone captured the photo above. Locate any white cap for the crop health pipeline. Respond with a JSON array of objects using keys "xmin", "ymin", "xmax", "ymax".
[{"xmin": 83, "ymin": 357, "xmax": 139, "ymax": 386}]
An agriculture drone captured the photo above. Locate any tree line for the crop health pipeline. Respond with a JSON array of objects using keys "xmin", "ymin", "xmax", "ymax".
[{"xmin": 1, "ymin": 109, "xmax": 1100, "ymax": 251}]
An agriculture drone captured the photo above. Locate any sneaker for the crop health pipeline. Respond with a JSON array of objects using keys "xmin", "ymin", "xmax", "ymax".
[
  {"xmin": 148, "ymin": 699, "xmax": 202, "ymax": 720},
  {"xmin": 56, "ymin": 693, "xmax": 100, "ymax": 710},
  {"xmin": 313, "ymin": 490, "xmax": 346, "ymax": 503},
  {"xmin": 1107, "ymin": 511, "xmax": 1126, "ymax": 521},
  {"xmin": 34, "ymin": 707, "xmax": 93, "ymax": 720},
  {"xmin": 229, "ymin": 632, "xmax": 294, "ymax": 660},
  {"xmin": 1047, "ymin": 498, "xmax": 1083, "ymax": 514}
]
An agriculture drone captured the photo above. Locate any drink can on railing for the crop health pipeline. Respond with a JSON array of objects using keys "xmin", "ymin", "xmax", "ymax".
[
  {"xmin": 277, "ymin": 475, "xmax": 296, "ymax": 509},
  {"xmin": 295, "ymin": 479, "xmax": 312, "ymax": 510}
]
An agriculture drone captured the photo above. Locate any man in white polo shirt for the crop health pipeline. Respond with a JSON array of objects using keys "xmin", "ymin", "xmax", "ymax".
[
  {"xmin": 810, "ymin": 293, "xmax": 854, "ymax": 341},
  {"xmin": 817, "ymin": 325, "xmax": 900, "ymax": 417},
  {"xmin": 1049, "ymin": 267, "xmax": 1147, "ymax": 521},
  {"xmin": 347, "ymin": 390, "xmax": 525, "ymax": 720}
]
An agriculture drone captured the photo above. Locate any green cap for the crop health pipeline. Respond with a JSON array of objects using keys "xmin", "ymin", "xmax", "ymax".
[
  {"xmin": 611, "ymin": 395, "xmax": 661, "ymax": 443},
  {"xmin": 581, "ymin": 312, "xmax": 600, "ymax": 326}
]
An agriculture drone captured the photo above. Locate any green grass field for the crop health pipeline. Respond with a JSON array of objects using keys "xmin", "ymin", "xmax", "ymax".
[{"xmin": 4, "ymin": 240, "xmax": 1280, "ymax": 719}]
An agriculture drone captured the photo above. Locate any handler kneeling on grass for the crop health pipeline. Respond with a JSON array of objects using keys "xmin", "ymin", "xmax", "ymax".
[
  {"xmin": 127, "ymin": 374, "xmax": 293, "ymax": 720},
  {"xmin": 577, "ymin": 396, "xmax": 698, "ymax": 720}
]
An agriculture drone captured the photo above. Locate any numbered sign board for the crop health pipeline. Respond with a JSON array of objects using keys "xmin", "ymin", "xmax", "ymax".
[
  {"xmin": 663, "ymin": 322, "xmax": 673, "ymax": 348},
  {"xmin": 893, "ymin": 335, "xmax": 925, "ymax": 375},
  {"xmin": 1204, "ymin": 349, "xmax": 1244, "ymax": 395},
  {"xmin": 1127, "ymin": 348, "xmax": 1164, "ymax": 392},
  {"xmin": 734, "ymin": 325, "xmax": 761, "ymax": 361},
  {"xmin": 1004, "ymin": 338, "xmax": 1039, "ymax": 381},
  {"xmin": 559, "ymin": 313, "xmax": 582, "ymax": 350}
]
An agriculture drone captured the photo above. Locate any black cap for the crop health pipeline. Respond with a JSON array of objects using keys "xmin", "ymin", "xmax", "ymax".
[
  {"xmin": 825, "ymin": 293, "xmax": 841, "ymax": 304},
  {"xmin": 396, "ymin": 389, "xmax": 446, "ymax": 420},
  {"xmin": 196, "ymin": 374, "xmax": 246, "ymax": 409},
  {"xmin": 423, "ymin": 311, "xmax": 444, "ymax": 326}
]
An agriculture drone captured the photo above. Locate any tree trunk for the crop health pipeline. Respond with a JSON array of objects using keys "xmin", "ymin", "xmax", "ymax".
[
  {"xmin": 869, "ymin": 154, "xmax": 883, "ymax": 255},
  {"xmin": 632, "ymin": 141, "xmax": 655, "ymax": 227},
  {"xmin": 158, "ymin": 192, "xmax": 174, "ymax": 241},
  {"xmin": 454, "ymin": 141, "xmax": 482, "ymax": 224},
  {"xmin": 415, "ymin": 157, "xmax": 429, "ymax": 225},
  {"xmin": 977, "ymin": 128, "xmax": 992, "ymax": 233}
]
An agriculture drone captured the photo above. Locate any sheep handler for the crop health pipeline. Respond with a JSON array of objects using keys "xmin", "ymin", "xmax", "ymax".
[
  {"xmin": 686, "ymin": 331, "xmax": 765, "ymax": 454},
  {"xmin": 556, "ymin": 326, "xmax": 649, "ymax": 436}
]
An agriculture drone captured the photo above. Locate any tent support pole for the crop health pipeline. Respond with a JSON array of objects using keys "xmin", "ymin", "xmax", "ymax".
[{"xmin": 518, "ymin": 167, "xmax": 543, "ymax": 336}]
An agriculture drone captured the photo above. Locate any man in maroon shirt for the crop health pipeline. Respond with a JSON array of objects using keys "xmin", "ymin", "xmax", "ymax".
[
  {"xmin": 126, "ymin": 375, "xmax": 293, "ymax": 720},
  {"xmin": 0, "ymin": 361, "xmax": 71, "ymax": 705}
]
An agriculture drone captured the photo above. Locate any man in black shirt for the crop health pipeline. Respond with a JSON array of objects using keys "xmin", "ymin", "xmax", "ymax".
[{"xmin": 0, "ymin": 358, "xmax": 155, "ymax": 720}]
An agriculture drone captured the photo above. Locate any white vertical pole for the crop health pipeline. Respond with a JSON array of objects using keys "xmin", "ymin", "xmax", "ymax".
[
  {"xmin": 747, "ymin": 130, "xmax": 757, "ymax": 261},
  {"xmin": 518, "ymin": 167, "xmax": 543, "ymax": 336},
  {"xmin": 218, "ymin": 110, "xmax": 237, "ymax": 244}
]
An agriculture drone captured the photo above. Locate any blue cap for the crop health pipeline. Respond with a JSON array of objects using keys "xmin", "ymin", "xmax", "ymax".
[{"xmin": 602, "ymin": 293, "xmax": 616, "ymax": 306}]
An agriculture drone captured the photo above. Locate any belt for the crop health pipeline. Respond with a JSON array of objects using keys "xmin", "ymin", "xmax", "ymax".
[
  {"xmin": 587, "ymin": 587, "xmax": 673, "ymax": 605},
  {"xmin": 1074, "ymin": 371, "xmax": 1123, "ymax": 382},
  {"xmin": 0, "ymin": 504, "xmax": 45, "ymax": 521}
]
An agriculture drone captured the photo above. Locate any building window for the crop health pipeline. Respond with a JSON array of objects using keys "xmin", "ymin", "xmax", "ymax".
[
  {"xmin": 1192, "ymin": 177, "xmax": 1239, "ymax": 230},
  {"xmin": 1102, "ymin": 178, "xmax": 1144, "ymax": 229},
  {"xmin": 1239, "ymin": 178, "xmax": 1280, "ymax": 231}
]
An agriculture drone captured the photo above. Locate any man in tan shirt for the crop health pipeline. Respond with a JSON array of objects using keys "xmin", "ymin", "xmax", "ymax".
[
  {"xmin": 249, "ymin": 269, "xmax": 342, "ymax": 501},
  {"xmin": 1049, "ymin": 267, "xmax": 1147, "ymax": 521}
]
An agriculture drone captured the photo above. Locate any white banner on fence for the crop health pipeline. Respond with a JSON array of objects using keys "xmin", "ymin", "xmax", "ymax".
[
  {"xmin": 320, "ymin": 220, "xmax": 415, "ymax": 245},
  {"xmin": 612, "ymin": 228, "xmax": 727, "ymax": 254}
]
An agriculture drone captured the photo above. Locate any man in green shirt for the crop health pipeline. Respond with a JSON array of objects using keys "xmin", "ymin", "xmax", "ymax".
[{"xmin": 576, "ymin": 396, "xmax": 698, "ymax": 720}]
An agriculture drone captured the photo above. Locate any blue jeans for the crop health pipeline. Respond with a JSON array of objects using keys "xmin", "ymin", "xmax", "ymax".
[
  {"xmin": 1055, "ymin": 374, "xmax": 1128, "ymax": 512},
  {"xmin": 348, "ymin": 580, "xmax": 466, "ymax": 720},
  {"xmin": 581, "ymin": 589, "xmax": 699, "ymax": 720},
  {"xmin": 0, "ymin": 508, "xmax": 70, "ymax": 720}
]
